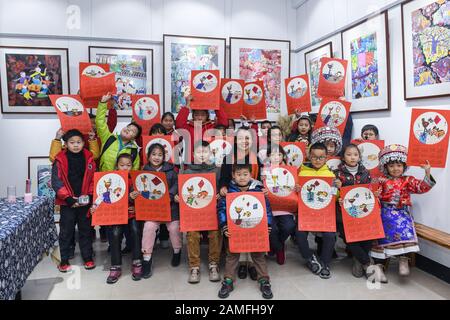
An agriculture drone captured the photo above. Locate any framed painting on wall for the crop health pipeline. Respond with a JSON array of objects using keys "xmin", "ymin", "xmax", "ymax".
[
  {"xmin": 304, "ymin": 42, "xmax": 333, "ymax": 113},
  {"xmin": 402, "ymin": 0, "xmax": 450, "ymax": 100},
  {"xmin": 341, "ymin": 11, "xmax": 391, "ymax": 112},
  {"xmin": 0, "ymin": 46, "xmax": 70, "ymax": 114},
  {"xmin": 89, "ymin": 46, "xmax": 154, "ymax": 117},
  {"xmin": 230, "ymin": 37, "xmax": 291, "ymax": 121},
  {"xmin": 163, "ymin": 34, "xmax": 226, "ymax": 115},
  {"xmin": 27, "ymin": 156, "xmax": 55, "ymax": 198}
]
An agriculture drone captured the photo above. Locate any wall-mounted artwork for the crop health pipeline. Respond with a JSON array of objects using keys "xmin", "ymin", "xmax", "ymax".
[
  {"xmin": 89, "ymin": 46, "xmax": 153, "ymax": 117},
  {"xmin": 0, "ymin": 46, "xmax": 69, "ymax": 114},
  {"xmin": 163, "ymin": 34, "xmax": 226, "ymax": 115},
  {"xmin": 402, "ymin": 0, "xmax": 450, "ymax": 100},
  {"xmin": 342, "ymin": 11, "xmax": 390, "ymax": 112},
  {"xmin": 304, "ymin": 42, "xmax": 333, "ymax": 113},
  {"xmin": 230, "ymin": 37, "xmax": 291, "ymax": 121},
  {"xmin": 27, "ymin": 156, "xmax": 55, "ymax": 198}
]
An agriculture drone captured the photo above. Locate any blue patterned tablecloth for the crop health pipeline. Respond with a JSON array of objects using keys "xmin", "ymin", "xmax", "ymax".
[{"xmin": 0, "ymin": 196, "xmax": 58, "ymax": 300}]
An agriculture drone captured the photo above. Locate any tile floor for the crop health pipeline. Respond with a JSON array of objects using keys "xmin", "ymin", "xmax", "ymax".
[{"xmin": 21, "ymin": 236, "xmax": 450, "ymax": 300}]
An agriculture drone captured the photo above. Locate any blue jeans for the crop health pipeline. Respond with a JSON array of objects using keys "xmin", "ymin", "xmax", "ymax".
[{"xmin": 270, "ymin": 215, "xmax": 296, "ymax": 253}]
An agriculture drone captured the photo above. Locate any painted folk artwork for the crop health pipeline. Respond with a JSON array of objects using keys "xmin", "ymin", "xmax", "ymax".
[
  {"xmin": 170, "ymin": 43, "xmax": 220, "ymax": 113},
  {"xmin": 239, "ymin": 48, "xmax": 282, "ymax": 114},
  {"xmin": 309, "ymin": 54, "xmax": 328, "ymax": 108},
  {"xmin": 411, "ymin": 1, "xmax": 450, "ymax": 88},
  {"xmin": 350, "ymin": 33, "xmax": 379, "ymax": 99}
]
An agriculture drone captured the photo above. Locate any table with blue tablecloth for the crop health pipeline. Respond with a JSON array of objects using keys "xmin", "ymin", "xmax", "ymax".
[{"xmin": 0, "ymin": 196, "xmax": 58, "ymax": 300}]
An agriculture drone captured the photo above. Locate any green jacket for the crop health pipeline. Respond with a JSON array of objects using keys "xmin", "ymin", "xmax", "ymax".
[{"xmin": 96, "ymin": 102, "xmax": 140, "ymax": 171}]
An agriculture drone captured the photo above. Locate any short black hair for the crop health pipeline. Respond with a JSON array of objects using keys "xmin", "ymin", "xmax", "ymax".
[
  {"xmin": 161, "ymin": 112, "xmax": 175, "ymax": 122},
  {"xmin": 261, "ymin": 120, "xmax": 272, "ymax": 127},
  {"xmin": 63, "ymin": 129, "xmax": 84, "ymax": 143},
  {"xmin": 232, "ymin": 163, "xmax": 252, "ymax": 173},
  {"xmin": 309, "ymin": 142, "xmax": 327, "ymax": 153},
  {"xmin": 128, "ymin": 122, "xmax": 142, "ymax": 139},
  {"xmin": 147, "ymin": 143, "xmax": 165, "ymax": 160},
  {"xmin": 215, "ymin": 124, "xmax": 227, "ymax": 131},
  {"xmin": 341, "ymin": 143, "xmax": 361, "ymax": 160},
  {"xmin": 361, "ymin": 124, "xmax": 379, "ymax": 138},
  {"xmin": 194, "ymin": 140, "xmax": 210, "ymax": 151},
  {"xmin": 149, "ymin": 123, "xmax": 167, "ymax": 136},
  {"xmin": 116, "ymin": 153, "xmax": 133, "ymax": 166}
]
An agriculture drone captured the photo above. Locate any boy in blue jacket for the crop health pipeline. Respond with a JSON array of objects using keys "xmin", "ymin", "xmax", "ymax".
[{"xmin": 217, "ymin": 164, "xmax": 273, "ymax": 299}]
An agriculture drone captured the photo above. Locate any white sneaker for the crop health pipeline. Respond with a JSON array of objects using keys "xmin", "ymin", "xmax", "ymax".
[
  {"xmin": 188, "ymin": 267, "xmax": 200, "ymax": 284},
  {"xmin": 399, "ymin": 256, "xmax": 410, "ymax": 277},
  {"xmin": 209, "ymin": 263, "xmax": 220, "ymax": 282}
]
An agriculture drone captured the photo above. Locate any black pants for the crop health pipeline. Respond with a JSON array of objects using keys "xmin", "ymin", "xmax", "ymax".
[
  {"xmin": 110, "ymin": 218, "xmax": 142, "ymax": 266},
  {"xmin": 295, "ymin": 230, "xmax": 336, "ymax": 265},
  {"xmin": 270, "ymin": 215, "xmax": 296, "ymax": 253},
  {"xmin": 59, "ymin": 205, "xmax": 93, "ymax": 262},
  {"xmin": 337, "ymin": 223, "xmax": 372, "ymax": 265}
]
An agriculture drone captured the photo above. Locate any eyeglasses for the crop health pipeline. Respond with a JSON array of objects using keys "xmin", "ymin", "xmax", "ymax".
[{"xmin": 310, "ymin": 156, "xmax": 327, "ymax": 161}]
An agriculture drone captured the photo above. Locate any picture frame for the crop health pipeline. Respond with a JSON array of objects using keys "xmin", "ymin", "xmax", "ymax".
[
  {"xmin": 401, "ymin": 0, "xmax": 450, "ymax": 100},
  {"xmin": 304, "ymin": 42, "xmax": 333, "ymax": 113},
  {"xmin": 27, "ymin": 156, "xmax": 55, "ymax": 199},
  {"xmin": 230, "ymin": 37, "xmax": 291, "ymax": 121},
  {"xmin": 163, "ymin": 34, "xmax": 226, "ymax": 116},
  {"xmin": 341, "ymin": 11, "xmax": 391, "ymax": 112},
  {"xmin": 89, "ymin": 46, "xmax": 154, "ymax": 117},
  {"xmin": 0, "ymin": 46, "xmax": 70, "ymax": 114}
]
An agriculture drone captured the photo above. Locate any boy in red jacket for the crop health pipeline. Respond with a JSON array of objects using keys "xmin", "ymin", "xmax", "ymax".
[{"xmin": 52, "ymin": 129, "xmax": 97, "ymax": 272}]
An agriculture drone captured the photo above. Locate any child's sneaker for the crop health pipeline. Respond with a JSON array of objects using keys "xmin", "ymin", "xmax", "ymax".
[
  {"xmin": 319, "ymin": 264, "xmax": 331, "ymax": 279},
  {"xmin": 209, "ymin": 263, "xmax": 220, "ymax": 282},
  {"xmin": 142, "ymin": 258, "xmax": 153, "ymax": 279},
  {"xmin": 171, "ymin": 250, "xmax": 181, "ymax": 267},
  {"xmin": 131, "ymin": 262, "xmax": 143, "ymax": 281},
  {"xmin": 188, "ymin": 267, "xmax": 200, "ymax": 284},
  {"xmin": 106, "ymin": 267, "xmax": 122, "ymax": 284},
  {"xmin": 58, "ymin": 262, "xmax": 72, "ymax": 273},
  {"xmin": 238, "ymin": 264, "xmax": 247, "ymax": 279},
  {"xmin": 84, "ymin": 260, "xmax": 96, "ymax": 270},
  {"xmin": 352, "ymin": 257, "xmax": 364, "ymax": 278},
  {"xmin": 259, "ymin": 279, "xmax": 273, "ymax": 299},
  {"xmin": 276, "ymin": 246, "xmax": 286, "ymax": 265},
  {"xmin": 218, "ymin": 278, "xmax": 234, "ymax": 299},
  {"xmin": 248, "ymin": 265, "xmax": 258, "ymax": 281},
  {"xmin": 306, "ymin": 254, "xmax": 322, "ymax": 275}
]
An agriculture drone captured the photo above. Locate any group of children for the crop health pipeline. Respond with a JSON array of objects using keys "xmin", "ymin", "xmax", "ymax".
[{"xmin": 50, "ymin": 93, "xmax": 436, "ymax": 299}]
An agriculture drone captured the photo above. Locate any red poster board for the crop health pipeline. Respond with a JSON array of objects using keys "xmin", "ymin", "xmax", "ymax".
[
  {"xmin": 207, "ymin": 137, "xmax": 234, "ymax": 165},
  {"xmin": 179, "ymin": 173, "xmax": 218, "ymax": 232},
  {"xmin": 190, "ymin": 70, "xmax": 220, "ymax": 110},
  {"xmin": 227, "ymin": 192, "xmax": 270, "ymax": 253},
  {"xmin": 263, "ymin": 165, "xmax": 299, "ymax": 213},
  {"xmin": 298, "ymin": 177, "xmax": 336, "ymax": 232},
  {"xmin": 314, "ymin": 98, "xmax": 351, "ymax": 135},
  {"xmin": 131, "ymin": 171, "xmax": 171, "ymax": 222},
  {"xmin": 50, "ymin": 95, "xmax": 92, "ymax": 135},
  {"xmin": 340, "ymin": 184, "xmax": 385, "ymax": 243},
  {"xmin": 285, "ymin": 75, "xmax": 312, "ymax": 114},
  {"xmin": 280, "ymin": 142, "xmax": 307, "ymax": 169},
  {"xmin": 351, "ymin": 140, "xmax": 385, "ymax": 178},
  {"xmin": 407, "ymin": 109, "xmax": 450, "ymax": 168},
  {"xmin": 142, "ymin": 135, "xmax": 175, "ymax": 163},
  {"xmin": 131, "ymin": 95, "xmax": 161, "ymax": 135},
  {"xmin": 79, "ymin": 62, "xmax": 116, "ymax": 100},
  {"xmin": 220, "ymin": 79, "xmax": 244, "ymax": 119},
  {"xmin": 317, "ymin": 57, "xmax": 348, "ymax": 99},
  {"xmin": 92, "ymin": 171, "xmax": 129, "ymax": 226},
  {"xmin": 243, "ymin": 81, "xmax": 267, "ymax": 120}
]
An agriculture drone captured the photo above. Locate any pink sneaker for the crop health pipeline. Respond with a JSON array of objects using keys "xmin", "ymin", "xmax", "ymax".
[
  {"xmin": 106, "ymin": 267, "xmax": 122, "ymax": 284},
  {"xmin": 132, "ymin": 263, "xmax": 143, "ymax": 281}
]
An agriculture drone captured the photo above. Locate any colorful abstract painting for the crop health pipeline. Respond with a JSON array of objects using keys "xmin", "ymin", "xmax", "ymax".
[
  {"xmin": 239, "ymin": 48, "xmax": 282, "ymax": 114},
  {"xmin": 5, "ymin": 54, "xmax": 63, "ymax": 107},
  {"xmin": 411, "ymin": 1, "xmax": 450, "ymax": 87},
  {"xmin": 350, "ymin": 33, "xmax": 379, "ymax": 99},
  {"xmin": 170, "ymin": 43, "xmax": 220, "ymax": 113},
  {"xmin": 37, "ymin": 165, "xmax": 55, "ymax": 198}
]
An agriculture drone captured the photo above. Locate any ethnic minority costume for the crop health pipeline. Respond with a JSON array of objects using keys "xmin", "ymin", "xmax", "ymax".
[{"xmin": 370, "ymin": 145, "xmax": 436, "ymax": 259}]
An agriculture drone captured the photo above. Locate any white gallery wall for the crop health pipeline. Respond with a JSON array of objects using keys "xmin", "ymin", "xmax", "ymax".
[
  {"xmin": 0, "ymin": 0, "xmax": 449, "ymax": 267},
  {"xmin": 296, "ymin": 0, "xmax": 450, "ymax": 267}
]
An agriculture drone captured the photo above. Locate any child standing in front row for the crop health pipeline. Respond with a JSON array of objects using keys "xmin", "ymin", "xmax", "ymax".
[
  {"xmin": 179, "ymin": 141, "xmax": 222, "ymax": 284},
  {"xmin": 141, "ymin": 143, "xmax": 182, "ymax": 278},
  {"xmin": 371, "ymin": 145, "xmax": 435, "ymax": 279},
  {"xmin": 217, "ymin": 164, "xmax": 274, "ymax": 299},
  {"xmin": 334, "ymin": 144, "xmax": 386, "ymax": 282},
  {"xmin": 91, "ymin": 154, "xmax": 143, "ymax": 284},
  {"xmin": 52, "ymin": 129, "xmax": 96, "ymax": 272}
]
